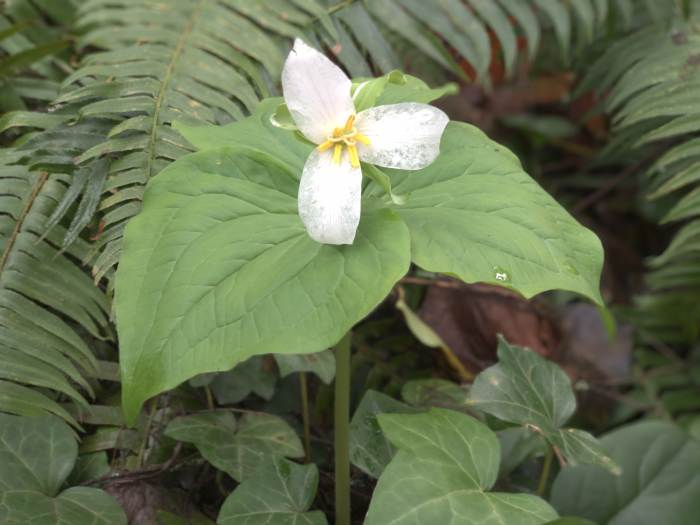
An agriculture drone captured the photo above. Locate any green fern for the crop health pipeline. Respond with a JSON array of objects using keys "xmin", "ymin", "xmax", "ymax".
[
  {"xmin": 580, "ymin": 9, "xmax": 700, "ymax": 342},
  {"xmin": 3, "ymin": 0, "xmax": 676, "ymax": 288},
  {"xmin": 0, "ymin": 147, "xmax": 111, "ymax": 427},
  {"xmin": 0, "ymin": 0, "xmax": 77, "ymax": 111}
]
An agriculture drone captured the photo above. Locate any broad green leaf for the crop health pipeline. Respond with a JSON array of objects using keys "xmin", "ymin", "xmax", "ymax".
[
  {"xmin": 210, "ymin": 356, "xmax": 277, "ymax": 404},
  {"xmin": 217, "ymin": 458, "xmax": 327, "ymax": 525},
  {"xmin": 348, "ymin": 390, "xmax": 417, "ymax": 478},
  {"xmin": 67, "ymin": 452, "xmax": 111, "ymax": 485},
  {"xmin": 274, "ymin": 350, "xmax": 335, "ymax": 384},
  {"xmin": 401, "ymin": 378, "xmax": 468, "ymax": 408},
  {"xmin": 164, "ymin": 411, "xmax": 303, "ymax": 482},
  {"xmin": 375, "ymin": 122, "xmax": 603, "ymax": 304},
  {"xmin": 116, "ymin": 145, "xmax": 411, "ymax": 422},
  {"xmin": 546, "ymin": 518, "xmax": 596, "ymax": 525},
  {"xmin": 498, "ymin": 427, "xmax": 546, "ymax": 475},
  {"xmin": 551, "ymin": 421, "xmax": 700, "ymax": 525},
  {"xmin": 0, "ymin": 414, "xmax": 126, "ymax": 524},
  {"xmin": 468, "ymin": 338, "xmax": 617, "ymax": 473},
  {"xmin": 0, "ymin": 486, "xmax": 126, "ymax": 525},
  {"xmin": 0, "ymin": 414, "xmax": 76, "ymax": 495},
  {"xmin": 364, "ymin": 408, "xmax": 558, "ymax": 525},
  {"xmin": 468, "ymin": 337, "xmax": 575, "ymax": 434},
  {"xmin": 174, "ymin": 99, "xmax": 311, "ymax": 162}
]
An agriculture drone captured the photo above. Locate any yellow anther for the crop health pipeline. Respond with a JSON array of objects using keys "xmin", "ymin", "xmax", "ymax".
[
  {"xmin": 317, "ymin": 114, "xmax": 372, "ymax": 167},
  {"xmin": 343, "ymin": 114, "xmax": 356, "ymax": 132},
  {"xmin": 348, "ymin": 144, "xmax": 360, "ymax": 168},
  {"xmin": 317, "ymin": 139, "xmax": 335, "ymax": 152},
  {"xmin": 355, "ymin": 132, "xmax": 371, "ymax": 146},
  {"xmin": 333, "ymin": 143, "xmax": 343, "ymax": 164}
]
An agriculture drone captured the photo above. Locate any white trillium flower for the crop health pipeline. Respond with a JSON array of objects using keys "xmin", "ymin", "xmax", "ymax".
[{"xmin": 282, "ymin": 39, "xmax": 449, "ymax": 245}]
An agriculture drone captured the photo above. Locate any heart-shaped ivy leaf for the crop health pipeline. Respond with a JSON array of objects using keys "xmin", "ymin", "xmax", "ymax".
[
  {"xmin": 468, "ymin": 337, "xmax": 618, "ymax": 473},
  {"xmin": 0, "ymin": 414, "xmax": 126, "ymax": 524},
  {"xmin": 217, "ymin": 458, "xmax": 326, "ymax": 525},
  {"xmin": 551, "ymin": 421, "xmax": 700, "ymax": 525},
  {"xmin": 364, "ymin": 408, "xmax": 558, "ymax": 524},
  {"xmin": 164, "ymin": 411, "xmax": 303, "ymax": 481}
]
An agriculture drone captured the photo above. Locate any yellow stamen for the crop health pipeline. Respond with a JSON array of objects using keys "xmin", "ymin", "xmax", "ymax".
[
  {"xmin": 355, "ymin": 133, "xmax": 371, "ymax": 146},
  {"xmin": 348, "ymin": 144, "xmax": 360, "ymax": 168},
  {"xmin": 317, "ymin": 139, "xmax": 335, "ymax": 152},
  {"xmin": 343, "ymin": 114, "xmax": 356, "ymax": 132},
  {"xmin": 333, "ymin": 143, "xmax": 343, "ymax": 164},
  {"xmin": 316, "ymin": 114, "xmax": 372, "ymax": 167}
]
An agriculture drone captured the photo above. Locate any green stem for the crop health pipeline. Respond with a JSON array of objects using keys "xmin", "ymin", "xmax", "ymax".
[
  {"xmin": 334, "ymin": 332, "xmax": 352, "ymax": 525},
  {"xmin": 136, "ymin": 398, "xmax": 157, "ymax": 467},
  {"xmin": 299, "ymin": 371, "xmax": 312, "ymax": 462},
  {"xmin": 537, "ymin": 446, "xmax": 554, "ymax": 497}
]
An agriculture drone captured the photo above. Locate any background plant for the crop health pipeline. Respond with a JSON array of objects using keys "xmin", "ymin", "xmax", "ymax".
[{"xmin": 1, "ymin": 0, "xmax": 700, "ymax": 524}]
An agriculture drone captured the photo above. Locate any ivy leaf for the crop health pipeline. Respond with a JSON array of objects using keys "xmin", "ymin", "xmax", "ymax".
[
  {"xmin": 0, "ymin": 414, "xmax": 126, "ymax": 524},
  {"xmin": 364, "ymin": 408, "xmax": 558, "ymax": 525},
  {"xmin": 210, "ymin": 356, "xmax": 277, "ymax": 404},
  {"xmin": 468, "ymin": 337, "xmax": 618, "ymax": 474},
  {"xmin": 116, "ymin": 145, "xmax": 411, "ymax": 423},
  {"xmin": 217, "ymin": 458, "xmax": 327, "ymax": 525},
  {"xmin": 349, "ymin": 390, "xmax": 417, "ymax": 478},
  {"xmin": 551, "ymin": 421, "xmax": 700, "ymax": 525},
  {"xmin": 372, "ymin": 121, "xmax": 604, "ymax": 304},
  {"xmin": 274, "ymin": 350, "xmax": 336, "ymax": 384},
  {"xmin": 164, "ymin": 411, "xmax": 304, "ymax": 482},
  {"xmin": 401, "ymin": 378, "xmax": 468, "ymax": 408}
]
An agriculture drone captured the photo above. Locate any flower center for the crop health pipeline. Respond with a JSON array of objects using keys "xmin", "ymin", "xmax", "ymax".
[{"xmin": 317, "ymin": 115, "xmax": 371, "ymax": 168}]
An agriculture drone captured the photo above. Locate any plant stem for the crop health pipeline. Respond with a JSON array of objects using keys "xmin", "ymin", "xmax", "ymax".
[
  {"xmin": 334, "ymin": 331, "xmax": 352, "ymax": 525},
  {"xmin": 136, "ymin": 398, "xmax": 157, "ymax": 467},
  {"xmin": 537, "ymin": 446, "xmax": 554, "ymax": 497},
  {"xmin": 299, "ymin": 371, "xmax": 312, "ymax": 462}
]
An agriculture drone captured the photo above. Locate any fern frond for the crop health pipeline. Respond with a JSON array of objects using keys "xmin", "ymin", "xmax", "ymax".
[
  {"xmin": 581, "ymin": 11, "xmax": 700, "ymax": 341},
  {"xmin": 0, "ymin": 0, "xmax": 77, "ymax": 110},
  {"xmin": 0, "ymin": 147, "xmax": 111, "ymax": 426}
]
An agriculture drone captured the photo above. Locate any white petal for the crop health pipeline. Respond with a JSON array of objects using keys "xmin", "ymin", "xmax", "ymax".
[
  {"xmin": 355, "ymin": 103, "xmax": 449, "ymax": 170},
  {"xmin": 298, "ymin": 149, "xmax": 362, "ymax": 245},
  {"xmin": 282, "ymin": 39, "xmax": 355, "ymax": 145}
]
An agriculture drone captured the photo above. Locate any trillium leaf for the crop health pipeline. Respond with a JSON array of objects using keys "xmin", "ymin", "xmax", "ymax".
[
  {"xmin": 0, "ymin": 414, "xmax": 126, "ymax": 524},
  {"xmin": 551, "ymin": 421, "xmax": 700, "ymax": 525},
  {"xmin": 164, "ymin": 411, "xmax": 304, "ymax": 482},
  {"xmin": 217, "ymin": 458, "xmax": 327, "ymax": 525},
  {"xmin": 373, "ymin": 121, "xmax": 604, "ymax": 304},
  {"xmin": 348, "ymin": 390, "xmax": 417, "ymax": 478},
  {"xmin": 115, "ymin": 146, "xmax": 411, "ymax": 423},
  {"xmin": 468, "ymin": 338, "xmax": 618, "ymax": 473},
  {"xmin": 364, "ymin": 408, "xmax": 558, "ymax": 525},
  {"xmin": 175, "ymin": 98, "xmax": 311, "ymax": 163}
]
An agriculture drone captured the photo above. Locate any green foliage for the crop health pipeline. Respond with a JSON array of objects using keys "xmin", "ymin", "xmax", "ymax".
[
  {"xmin": 115, "ymin": 145, "xmax": 410, "ymax": 421},
  {"xmin": 0, "ymin": 0, "xmax": 76, "ymax": 111},
  {"xmin": 0, "ymin": 148, "xmax": 110, "ymax": 426},
  {"xmin": 469, "ymin": 338, "xmax": 618, "ymax": 473},
  {"xmin": 551, "ymin": 421, "xmax": 700, "ymax": 525},
  {"xmin": 364, "ymin": 408, "xmax": 558, "ymax": 524},
  {"xmin": 274, "ymin": 350, "xmax": 336, "ymax": 384},
  {"xmin": 217, "ymin": 458, "xmax": 327, "ymax": 524},
  {"xmin": 348, "ymin": 389, "xmax": 416, "ymax": 478},
  {"xmin": 0, "ymin": 414, "xmax": 126, "ymax": 524},
  {"xmin": 164, "ymin": 411, "xmax": 304, "ymax": 482},
  {"xmin": 116, "ymin": 93, "xmax": 603, "ymax": 421},
  {"xmin": 581, "ymin": 13, "xmax": 700, "ymax": 342}
]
